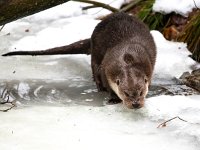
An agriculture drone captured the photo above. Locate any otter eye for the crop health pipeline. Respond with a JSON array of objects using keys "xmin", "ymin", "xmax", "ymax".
[
  {"xmin": 116, "ymin": 79, "xmax": 120, "ymax": 85},
  {"xmin": 124, "ymin": 91, "xmax": 129, "ymax": 97},
  {"xmin": 144, "ymin": 77, "xmax": 148, "ymax": 83},
  {"xmin": 140, "ymin": 91, "xmax": 143, "ymax": 96}
]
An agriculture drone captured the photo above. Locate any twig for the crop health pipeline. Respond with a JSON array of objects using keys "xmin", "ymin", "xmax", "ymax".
[
  {"xmin": 193, "ymin": 0, "xmax": 200, "ymax": 9},
  {"xmin": 0, "ymin": 25, "xmax": 5, "ymax": 32},
  {"xmin": 120, "ymin": 0, "xmax": 142, "ymax": 12},
  {"xmin": 0, "ymin": 102, "xmax": 16, "ymax": 112},
  {"xmin": 72, "ymin": 0, "xmax": 119, "ymax": 12},
  {"xmin": 157, "ymin": 116, "xmax": 188, "ymax": 128},
  {"xmin": 0, "ymin": 88, "xmax": 16, "ymax": 112},
  {"xmin": 1, "ymin": 88, "xmax": 8, "ymax": 100},
  {"xmin": 82, "ymin": 5, "xmax": 98, "ymax": 10}
]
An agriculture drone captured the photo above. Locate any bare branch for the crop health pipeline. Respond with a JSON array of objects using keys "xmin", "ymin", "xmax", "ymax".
[
  {"xmin": 0, "ymin": 25, "xmax": 5, "ymax": 32},
  {"xmin": 193, "ymin": 0, "xmax": 200, "ymax": 9},
  {"xmin": 157, "ymin": 116, "xmax": 188, "ymax": 128},
  {"xmin": 0, "ymin": 87, "xmax": 16, "ymax": 112},
  {"xmin": 82, "ymin": 5, "xmax": 98, "ymax": 11},
  {"xmin": 120, "ymin": 0, "xmax": 142, "ymax": 12},
  {"xmin": 72, "ymin": 0, "xmax": 119, "ymax": 12},
  {"xmin": 0, "ymin": 102, "xmax": 16, "ymax": 112}
]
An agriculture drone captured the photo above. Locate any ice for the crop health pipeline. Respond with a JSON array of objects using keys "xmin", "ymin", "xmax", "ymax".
[
  {"xmin": 17, "ymin": 82, "xmax": 31, "ymax": 100},
  {"xmin": 0, "ymin": 1, "xmax": 200, "ymax": 150},
  {"xmin": 0, "ymin": 104, "xmax": 200, "ymax": 150},
  {"xmin": 153, "ymin": 0, "xmax": 200, "ymax": 16}
]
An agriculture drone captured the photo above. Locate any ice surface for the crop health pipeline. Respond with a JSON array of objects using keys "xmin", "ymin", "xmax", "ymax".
[
  {"xmin": 0, "ymin": 103, "xmax": 200, "ymax": 150},
  {"xmin": 0, "ymin": 1, "xmax": 200, "ymax": 150},
  {"xmin": 153, "ymin": 0, "xmax": 200, "ymax": 16}
]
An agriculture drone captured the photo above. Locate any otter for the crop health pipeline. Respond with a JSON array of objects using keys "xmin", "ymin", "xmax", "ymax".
[{"xmin": 2, "ymin": 12, "xmax": 156, "ymax": 109}]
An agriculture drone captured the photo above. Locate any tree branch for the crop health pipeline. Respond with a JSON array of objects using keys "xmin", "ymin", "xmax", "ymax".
[
  {"xmin": 0, "ymin": 25, "xmax": 5, "ymax": 32},
  {"xmin": 82, "ymin": 5, "xmax": 98, "ymax": 11},
  {"xmin": 120, "ymin": 0, "xmax": 142, "ymax": 12},
  {"xmin": 0, "ymin": 0, "xmax": 70, "ymax": 26},
  {"xmin": 72, "ymin": 0, "xmax": 119, "ymax": 12},
  {"xmin": 193, "ymin": 0, "xmax": 200, "ymax": 9}
]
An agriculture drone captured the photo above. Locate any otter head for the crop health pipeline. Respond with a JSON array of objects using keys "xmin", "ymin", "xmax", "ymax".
[{"xmin": 106, "ymin": 53, "xmax": 150, "ymax": 109}]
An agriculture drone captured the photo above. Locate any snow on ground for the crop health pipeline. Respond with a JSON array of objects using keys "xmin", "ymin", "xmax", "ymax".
[
  {"xmin": 0, "ymin": 1, "xmax": 200, "ymax": 150},
  {"xmin": 151, "ymin": 30, "xmax": 196, "ymax": 78},
  {"xmin": 153, "ymin": 0, "xmax": 200, "ymax": 16}
]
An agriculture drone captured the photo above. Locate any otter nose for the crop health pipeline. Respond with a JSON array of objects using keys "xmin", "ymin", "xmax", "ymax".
[
  {"xmin": 132, "ymin": 103, "xmax": 140, "ymax": 109},
  {"xmin": 132, "ymin": 100, "xmax": 141, "ymax": 109}
]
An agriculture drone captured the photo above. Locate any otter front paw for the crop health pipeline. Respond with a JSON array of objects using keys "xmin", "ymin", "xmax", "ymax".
[{"xmin": 107, "ymin": 98, "xmax": 122, "ymax": 104}]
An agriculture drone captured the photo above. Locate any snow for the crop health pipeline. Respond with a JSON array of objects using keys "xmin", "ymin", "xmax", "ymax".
[
  {"xmin": 153, "ymin": 0, "xmax": 200, "ymax": 16},
  {"xmin": 0, "ymin": 1, "xmax": 200, "ymax": 150},
  {"xmin": 151, "ymin": 30, "xmax": 196, "ymax": 78}
]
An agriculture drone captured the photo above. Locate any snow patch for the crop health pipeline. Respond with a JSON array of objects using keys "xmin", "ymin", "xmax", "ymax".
[
  {"xmin": 153, "ymin": 0, "xmax": 200, "ymax": 16},
  {"xmin": 151, "ymin": 30, "xmax": 196, "ymax": 78}
]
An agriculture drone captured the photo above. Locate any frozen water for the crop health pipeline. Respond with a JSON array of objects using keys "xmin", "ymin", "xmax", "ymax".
[
  {"xmin": 0, "ymin": 104, "xmax": 200, "ymax": 150},
  {"xmin": 0, "ymin": 1, "xmax": 200, "ymax": 150}
]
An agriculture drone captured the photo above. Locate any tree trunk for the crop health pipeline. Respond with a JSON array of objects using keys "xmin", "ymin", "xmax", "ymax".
[{"xmin": 0, "ymin": 0, "xmax": 70, "ymax": 26}]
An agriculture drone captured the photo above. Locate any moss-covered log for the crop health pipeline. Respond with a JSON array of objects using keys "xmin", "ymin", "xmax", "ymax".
[{"xmin": 0, "ymin": 0, "xmax": 70, "ymax": 26}]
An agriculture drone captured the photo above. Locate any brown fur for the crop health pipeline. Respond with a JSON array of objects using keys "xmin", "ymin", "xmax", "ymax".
[{"xmin": 91, "ymin": 12, "xmax": 156, "ymax": 109}]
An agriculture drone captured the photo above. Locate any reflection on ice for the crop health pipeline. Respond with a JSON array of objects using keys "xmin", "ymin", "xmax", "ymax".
[{"xmin": 0, "ymin": 79, "xmax": 106, "ymax": 106}]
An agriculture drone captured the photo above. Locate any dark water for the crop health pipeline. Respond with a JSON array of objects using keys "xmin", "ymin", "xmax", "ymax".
[{"xmin": 0, "ymin": 76, "xmax": 199, "ymax": 107}]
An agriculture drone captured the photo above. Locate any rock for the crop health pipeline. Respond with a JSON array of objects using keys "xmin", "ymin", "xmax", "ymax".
[
  {"xmin": 192, "ymin": 69, "xmax": 200, "ymax": 75},
  {"xmin": 147, "ymin": 84, "xmax": 199, "ymax": 97},
  {"xmin": 179, "ymin": 68, "xmax": 200, "ymax": 92},
  {"xmin": 179, "ymin": 71, "xmax": 190, "ymax": 79}
]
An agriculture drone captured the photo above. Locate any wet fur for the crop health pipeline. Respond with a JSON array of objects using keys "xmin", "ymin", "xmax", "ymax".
[{"xmin": 91, "ymin": 13, "xmax": 156, "ymax": 108}]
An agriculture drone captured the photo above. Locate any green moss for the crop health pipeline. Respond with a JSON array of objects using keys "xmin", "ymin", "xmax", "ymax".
[
  {"xmin": 0, "ymin": 16, "xmax": 4, "ymax": 22},
  {"xmin": 124, "ymin": 0, "xmax": 200, "ymax": 62},
  {"xmin": 135, "ymin": 0, "xmax": 169, "ymax": 31}
]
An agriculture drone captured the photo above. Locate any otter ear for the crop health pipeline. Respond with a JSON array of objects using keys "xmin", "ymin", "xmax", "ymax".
[
  {"xmin": 116, "ymin": 79, "xmax": 120, "ymax": 85},
  {"xmin": 123, "ymin": 53, "xmax": 134, "ymax": 64}
]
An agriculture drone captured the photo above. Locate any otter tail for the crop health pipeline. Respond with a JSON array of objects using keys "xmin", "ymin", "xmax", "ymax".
[{"xmin": 2, "ymin": 38, "xmax": 91, "ymax": 56}]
